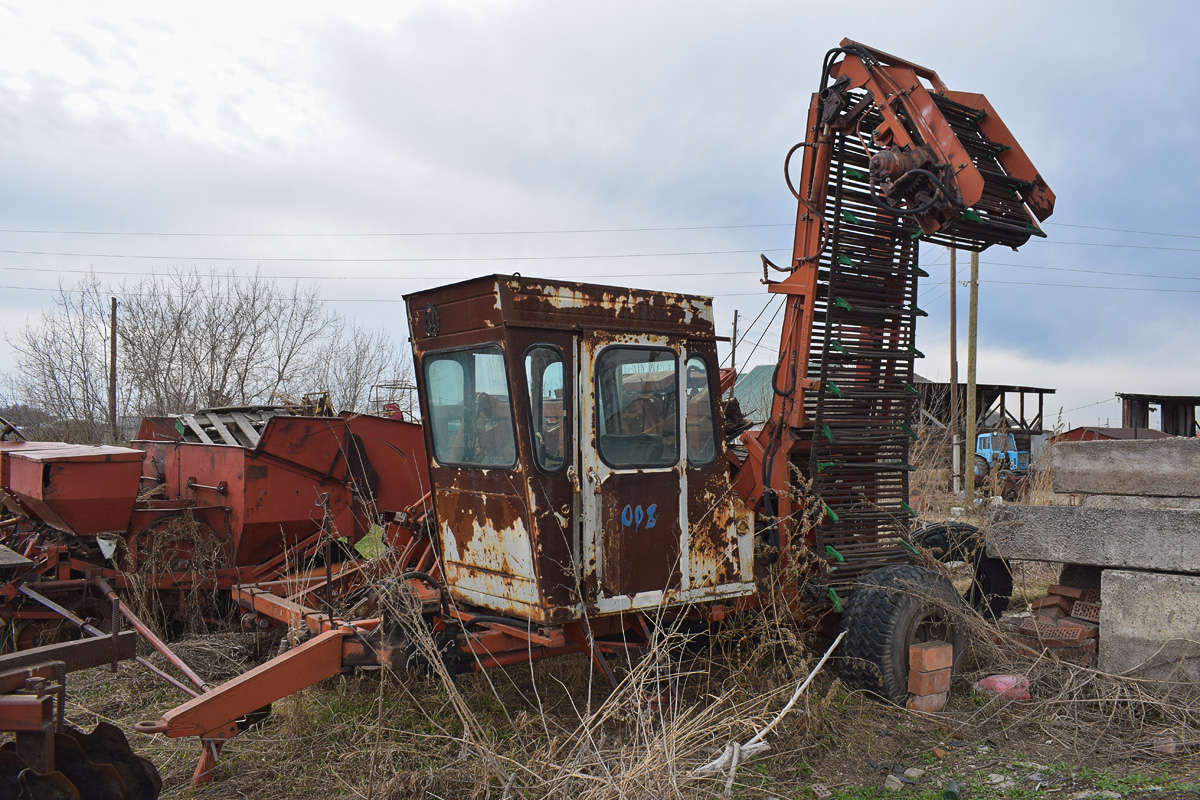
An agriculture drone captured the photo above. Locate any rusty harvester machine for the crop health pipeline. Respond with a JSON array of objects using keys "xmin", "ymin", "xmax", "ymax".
[
  {"xmin": 0, "ymin": 403, "xmax": 429, "ymax": 797},
  {"xmin": 1, "ymin": 39, "xmax": 1052, "ymax": 794}
]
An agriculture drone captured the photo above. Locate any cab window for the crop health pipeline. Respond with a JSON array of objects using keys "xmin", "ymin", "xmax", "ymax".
[
  {"xmin": 424, "ymin": 345, "xmax": 517, "ymax": 468},
  {"xmin": 596, "ymin": 347, "xmax": 678, "ymax": 468},
  {"xmin": 524, "ymin": 346, "xmax": 567, "ymax": 472},
  {"xmin": 685, "ymin": 355, "xmax": 718, "ymax": 466}
]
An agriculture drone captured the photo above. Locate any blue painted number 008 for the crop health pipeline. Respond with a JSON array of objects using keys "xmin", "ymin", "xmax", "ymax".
[{"xmin": 620, "ymin": 503, "xmax": 657, "ymax": 531}]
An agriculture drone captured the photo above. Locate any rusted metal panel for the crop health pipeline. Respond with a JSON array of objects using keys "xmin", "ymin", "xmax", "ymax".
[
  {"xmin": 1, "ymin": 441, "xmax": 70, "ymax": 517},
  {"xmin": 499, "ymin": 277, "xmax": 716, "ymax": 338},
  {"xmin": 686, "ymin": 465, "xmax": 753, "ymax": 590},
  {"xmin": 408, "ymin": 274, "xmax": 757, "ymax": 624},
  {"xmin": 338, "ymin": 413, "xmax": 429, "ymax": 516},
  {"xmin": 435, "ymin": 483, "xmax": 544, "ymax": 618},
  {"xmin": 5, "ymin": 446, "xmax": 144, "ymax": 535},
  {"xmin": 405, "ymin": 275, "xmax": 717, "ymax": 345},
  {"xmin": 132, "ymin": 413, "xmax": 425, "ymax": 568},
  {"xmin": 599, "ymin": 472, "xmax": 680, "ymax": 596}
]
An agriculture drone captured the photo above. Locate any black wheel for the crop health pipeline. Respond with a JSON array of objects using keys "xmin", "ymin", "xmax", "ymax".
[
  {"xmin": 840, "ymin": 564, "xmax": 967, "ymax": 703},
  {"xmin": 973, "ymin": 454, "xmax": 989, "ymax": 480},
  {"xmin": 911, "ymin": 522, "xmax": 1013, "ymax": 620},
  {"xmin": 0, "ymin": 721, "xmax": 161, "ymax": 800}
]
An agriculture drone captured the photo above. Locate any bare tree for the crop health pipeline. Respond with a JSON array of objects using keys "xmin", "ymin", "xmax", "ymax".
[
  {"xmin": 4, "ymin": 269, "xmax": 411, "ymax": 443},
  {"xmin": 7, "ymin": 275, "xmax": 124, "ymax": 443},
  {"xmin": 313, "ymin": 321, "xmax": 412, "ymax": 414}
]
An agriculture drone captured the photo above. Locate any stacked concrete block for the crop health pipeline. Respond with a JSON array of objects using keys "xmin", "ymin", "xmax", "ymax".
[
  {"xmin": 988, "ymin": 438, "xmax": 1200, "ymax": 681},
  {"xmin": 907, "ymin": 640, "xmax": 953, "ymax": 711}
]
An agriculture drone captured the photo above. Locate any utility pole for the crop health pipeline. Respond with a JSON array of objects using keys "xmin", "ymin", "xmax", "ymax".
[
  {"xmin": 949, "ymin": 248, "xmax": 960, "ymax": 495},
  {"xmin": 109, "ymin": 297, "xmax": 118, "ymax": 444},
  {"xmin": 964, "ymin": 251, "xmax": 979, "ymax": 505}
]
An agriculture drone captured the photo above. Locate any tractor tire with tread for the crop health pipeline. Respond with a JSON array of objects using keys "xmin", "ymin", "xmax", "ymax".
[
  {"xmin": 839, "ymin": 564, "xmax": 967, "ymax": 704},
  {"xmin": 911, "ymin": 521, "xmax": 1013, "ymax": 620}
]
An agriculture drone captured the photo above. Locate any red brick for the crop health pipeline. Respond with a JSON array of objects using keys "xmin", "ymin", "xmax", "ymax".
[
  {"xmin": 1018, "ymin": 618, "xmax": 1050, "ymax": 637},
  {"xmin": 1041, "ymin": 626, "xmax": 1087, "ymax": 647},
  {"xmin": 1080, "ymin": 588, "xmax": 1102, "ymax": 604},
  {"xmin": 1059, "ymin": 617, "xmax": 1099, "ymax": 638},
  {"xmin": 909, "ymin": 667, "xmax": 951, "ymax": 696},
  {"xmin": 1052, "ymin": 642, "xmax": 1097, "ymax": 667},
  {"xmin": 1018, "ymin": 619, "xmax": 1086, "ymax": 647},
  {"xmin": 909, "ymin": 641, "xmax": 954, "ymax": 672},
  {"xmin": 1037, "ymin": 609, "xmax": 1065, "ymax": 623},
  {"xmin": 1072, "ymin": 601, "xmax": 1102, "ymax": 623},
  {"xmin": 1048, "ymin": 584, "xmax": 1085, "ymax": 601},
  {"xmin": 906, "ymin": 691, "xmax": 949, "ymax": 713},
  {"xmin": 1032, "ymin": 595, "xmax": 1072, "ymax": 614}
]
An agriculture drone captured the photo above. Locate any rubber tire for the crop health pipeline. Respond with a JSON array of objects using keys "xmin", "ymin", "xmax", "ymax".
[
  {"xmin": 973, "ymin": 454, "xmax": 990, "ymax": 480},
  {"xmin": 840, "ymin": 564, "xmax": 967, "ymax": 704},
  {"xmin": 911, "ymin": 522, "xmax": 1013, "ymax": 620},
  {"xmin": 964, "ymin": 554, "xmax": 1014, "ymax": 620}
]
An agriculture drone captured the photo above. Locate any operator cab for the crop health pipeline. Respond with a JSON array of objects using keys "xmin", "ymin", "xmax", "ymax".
[{"xmin": 405, "ymin": 275, "xmax": 754, "ymax": 625}]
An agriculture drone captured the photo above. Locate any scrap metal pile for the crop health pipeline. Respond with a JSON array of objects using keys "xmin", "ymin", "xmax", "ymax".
[{"xmin": 0, "ymin": 38, "xmax": 1054, "ymax": 798}]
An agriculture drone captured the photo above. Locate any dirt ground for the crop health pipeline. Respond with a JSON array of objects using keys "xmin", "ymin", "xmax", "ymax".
[{"xmin": 49, "ymin": 564, "xmax": 1200, "ymax": 800}]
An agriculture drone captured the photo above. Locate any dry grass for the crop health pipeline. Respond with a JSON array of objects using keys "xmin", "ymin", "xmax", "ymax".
[
  {"xmin": 120, "ymin": 514, "xmax": 233, "ymax": 637},
  {"xmin": 45, "ymin": 431, "xmax": 1200, "ymax": 798},
  {"xmin": 55, "ymin": 564, "xmax": 1200, "ymax": 800}
]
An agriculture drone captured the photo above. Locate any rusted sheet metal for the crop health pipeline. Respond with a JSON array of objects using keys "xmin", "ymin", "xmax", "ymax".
[
  {"xmin": 5, "ymin": 445, "xmax": 144, "ymax": 535},
  {"xmin": 136, "ymin": 412, "xmax": 427, "ymax": 567},
  {"xmin": 404, "ymin": 274, "xmax": 717, "ymax": 344},
  {"xmin": 436, "ymin": 484, "xmax": 544, "ymax": 617},
  {"xmin": 338, "ymin": 412, "xmax": 429, "ymax": 517},
  {"xmin": 499, "ymin": 278, "xmax": 715, "ymax": 337},
  {"xmin": 686, "ymin": 467, "xmax": 753, "ymax": 590},
  {"xmin": 1, "ymin": 441, "xmax": 70, "ymax": 517},
  {"xmin": 407, "ymin": 274, "xmax": 756, "ymax": 624},
  {"xmin": 599, "ymin": 472, "xmax": 681, "ymax": 596}
]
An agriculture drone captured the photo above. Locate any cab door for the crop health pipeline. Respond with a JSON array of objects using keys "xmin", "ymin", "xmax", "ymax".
[{"xmin": 580, "ymin": 335, "xmax": 684, "ymax": 612}]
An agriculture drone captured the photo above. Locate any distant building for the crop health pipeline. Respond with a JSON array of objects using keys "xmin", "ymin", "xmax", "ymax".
[
  {"xmin": 1053, "ymin": 426, "xmax": 1173, "ymax": 443},
  {"xmin": 1117, "ymin": 393, "xmax": 1199, "ymax": 437}
]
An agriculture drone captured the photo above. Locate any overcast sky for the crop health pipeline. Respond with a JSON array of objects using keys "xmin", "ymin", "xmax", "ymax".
[{"xmin": 1, "ymin": 1, "xmax": 1197, "ymax": 430}]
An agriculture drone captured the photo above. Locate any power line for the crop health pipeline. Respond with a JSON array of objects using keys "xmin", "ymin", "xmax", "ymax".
[
  {"xmin": 0, "ymin": 247, "xmax": 788, "ymax": 263},
  {"xmin": 986, "ymin": 279, "xmax": 1200, "ymax": 294},
  {"xmin": 982, "ymin": 259, "xmax": 1200, "ymax": 283},
  {"xmin": 0, "ymin": 283, "xmax": 777, "ymax": 301},
  {"xmin": 1063, "ymin": 397, "xmax": 1118, "ymax": 413},
  {"xmin": 1034, "ymin": 239, "xmax": 1200, "ymax": 254},
  {"xmin": 1, "ymin": 220, "xmax": 1196, "ymax": 248},
  {"xmin": 0, "ymin": 223, "xmax": 794, "ymax": 238},
  {"xmin": 0, "ymin": 264, "xmax": 768, "ymax": 281},
  {"xmin": 1047, "ymin": 221, "xmax": 1200, "ymax": 241},
  {"xmin": 2, "ymin": 219, "xmax": 1195, "ymax": 241},
  {"xmin": 5, "ymin": 273, "xmax": 1199, "ymax": 302}
]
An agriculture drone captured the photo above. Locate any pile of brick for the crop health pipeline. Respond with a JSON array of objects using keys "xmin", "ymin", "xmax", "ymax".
[
  {"xmin": 1016, "ymin": 584, "xmax": 1101, "ymax": 666},
  {"xmin": 907, "ymin": 640, "xmax": 954, "ymax": 712}
]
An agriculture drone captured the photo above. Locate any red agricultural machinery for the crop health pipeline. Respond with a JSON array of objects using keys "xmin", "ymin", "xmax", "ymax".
[
  {"xmin": 0, "ymin": 39, "xmax": 1051, "ymax": 798},
  {"xmin": 1, "ymin": 403, "xmax": 428, "ymax": 797}
]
